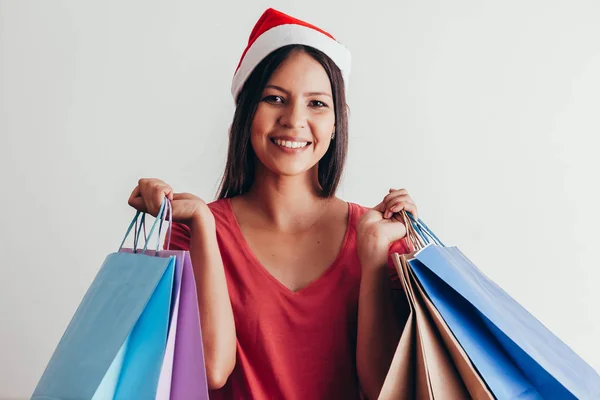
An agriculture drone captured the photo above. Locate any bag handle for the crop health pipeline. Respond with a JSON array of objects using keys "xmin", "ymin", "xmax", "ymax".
[
  {"xmin": 161, "ymin": 199, "xmax": 173, "ymax": 250},
  {"xmin": 400, "ymin": 211, "xmax": 425, "ymax": 250},
  {"xmin": 119, "ymin": 198, "xmax": 171, "ymax": 252},
  {"xmin": 400, "ymin": 210, "xmax": 445, "ymax": 250},
  {"xmin": 132, "ymin": 198, "xmax": 173, "ymax": 252}
]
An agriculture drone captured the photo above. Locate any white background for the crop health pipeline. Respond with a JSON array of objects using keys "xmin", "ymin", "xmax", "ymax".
[{"xmin": 1, "ymin": 0, "xmax": 599, "ymax": 398}]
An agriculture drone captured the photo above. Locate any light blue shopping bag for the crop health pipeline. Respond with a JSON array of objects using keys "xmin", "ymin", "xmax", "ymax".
[
  {"xmin": 32, "ymin": 199, "xmax": 175, "ymax": 400},
  {"xmin": 402, "ymin": 213, "xmax": 600, "ymax": 400}
]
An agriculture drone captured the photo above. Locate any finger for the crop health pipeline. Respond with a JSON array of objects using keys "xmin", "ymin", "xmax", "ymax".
[
  {"xmin": 165, "ymin": 187, "xmax": 174, "ymax": 202},
  {"xmin": 162, "ymin": 190, "xmax": 173, "ymax": 208},
  {"xmin": 382, "ymin": 189, "xmax": 409, "ymax": 205},
  {"xmin": 375, "ymin": 189, "xmax": 411, "ymax": 214},
  {"xmin": 385, "ymin": 199, "xmax": 416, "ymax": 218},
  {"xmin": 382, "ymin": 215, "xmax": 409, "ymax": 241},
  {"xmin": 128, "ymin": 185, "xmax": 141, "ymax": 204},
  {"xmin": 382, "ymin": 193, "xmax": 410, "ymax": 212},
  {"xmin": 382, "ymin": 194, "xmax": 413, "ymax": 217},
  {"xmin": 387, "ymin": 200, "xmax": 417, "ymax": 213},
  {"xmin": 128, "ymin": 186, "xmax": 146, "ymax": 211},
  {"xmin": 388, "ymin": 200, "xmax": 418, "ymax": 220},
  {"xmin": 384, "ymin": 193, "xmax": 413, "ymax": 207},
  {"xmin": 391, "ymin": 212, "xmax": 410, "ymax": 228},
  {"xmin": 403, "ymin": 201, "xmax": 418, "ymax": 220},
  {"xmin": 138, "ymin": 181, "xmax": 166, "ymax": 216},
  {"xmin": 152, "ymin": 184, "xmax": 173, "ymax": 216},
  {"xmin": 128, "ymin": 196, "xmax": 147, "ymax": 213}
]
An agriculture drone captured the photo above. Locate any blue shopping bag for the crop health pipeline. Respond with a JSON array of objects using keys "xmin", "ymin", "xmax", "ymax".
[
  {"xmin": 402, "ymin": 213, "xmax": 600, "ymax": 400},
  {"xmin": 32, "ymin": 200, "xmax": 175, "ymax": 400}
]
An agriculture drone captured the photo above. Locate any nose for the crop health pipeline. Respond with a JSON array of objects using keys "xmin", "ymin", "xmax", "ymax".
[{"xmin": 278, "ymin": 100, "xmax": 307, "ymax": 129}]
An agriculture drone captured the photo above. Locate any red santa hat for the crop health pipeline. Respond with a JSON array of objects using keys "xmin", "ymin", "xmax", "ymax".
[{"xmin": 231, "ymin": 8, "xmax": 351, "ymax": 100}]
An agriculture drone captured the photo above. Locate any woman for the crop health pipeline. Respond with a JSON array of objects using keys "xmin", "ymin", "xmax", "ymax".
[{"xmin": 128, "ymin": 8, "xmax": 418, "ymax": 399}]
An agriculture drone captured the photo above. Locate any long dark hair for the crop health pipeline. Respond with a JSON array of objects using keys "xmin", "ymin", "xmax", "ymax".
[{"xmin": 217, "ymin": 45, "xmax": 349, "ymax": 199}]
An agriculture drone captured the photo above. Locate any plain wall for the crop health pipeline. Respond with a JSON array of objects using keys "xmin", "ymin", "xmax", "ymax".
[{"xmin": 1, "ymin": 0, "xmax": 599, "ymax": 398}]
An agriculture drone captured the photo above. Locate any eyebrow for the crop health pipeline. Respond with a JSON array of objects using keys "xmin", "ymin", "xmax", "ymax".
[{"xmin": 265, "ymin": 84, "xmax": 332, "ymax": 98}]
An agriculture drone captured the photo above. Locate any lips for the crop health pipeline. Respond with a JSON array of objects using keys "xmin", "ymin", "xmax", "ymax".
[{"xmin": 269, "ymin": 137, "xmax": 312, "ymax": 149}]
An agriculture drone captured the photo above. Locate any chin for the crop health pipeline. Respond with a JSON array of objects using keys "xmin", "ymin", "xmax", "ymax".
[
  {"xmin": 269, "ymin": 165, "xmax": 312, "ymax": 177},
  {"xmin": 261, "ymin": 159, "xmax": 317, "ymax": 178}
]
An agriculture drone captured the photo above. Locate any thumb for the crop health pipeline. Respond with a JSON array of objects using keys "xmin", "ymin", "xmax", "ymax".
[
  {"xmin": 382, "ymin": 219, "xmax": 408, "ymax": 242},
  {"xmin": 128, "ymin": 196, "xmax": 147, "ymax": 213}
]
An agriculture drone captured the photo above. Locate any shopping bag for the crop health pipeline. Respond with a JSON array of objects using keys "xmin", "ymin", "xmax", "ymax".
[
  {"xmin": 392, "ymin": 212, "xmax": 600, "ymax": 399},
  {"xmin": 117, "ymin": 245, "xmax": 185, "ymax": 400},
  {"xmin": 382, "ymin": 251, "xmax": 494, "ymax": 399},
  {"xmin": 32, "ymin": 200, "xmax": 175, "ymax": 399},
  {"xmin": 122, "ymin": 203, "xmax": 209, "ymax": 400},
  {"xmin": 155, "ymin": 249, "xmax": 184, "ymax": 400},
  {"xmin": 379, "ymin": 211, "xmax": 494, "ymax": 399},
  {"xmin": 166, "ymin": 249, "xmax": 209, "ymax": 400}
]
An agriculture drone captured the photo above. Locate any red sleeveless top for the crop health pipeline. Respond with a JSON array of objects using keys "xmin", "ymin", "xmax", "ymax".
[{"xmin": 169, "ymin": 199, "xmax": 409, "ymax": 399}]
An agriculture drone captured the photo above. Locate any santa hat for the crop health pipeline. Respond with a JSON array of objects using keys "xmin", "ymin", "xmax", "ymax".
[{"xmin": 231, "ymin": 8, "xmax": 351, "ymax": 100}]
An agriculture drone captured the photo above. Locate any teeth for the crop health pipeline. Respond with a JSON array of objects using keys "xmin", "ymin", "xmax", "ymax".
[{"xmin": 274, "ymin": 139, "xmax": 309, "ymax": 149}]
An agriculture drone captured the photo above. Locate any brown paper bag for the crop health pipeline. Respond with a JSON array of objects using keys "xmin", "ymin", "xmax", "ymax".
[{"xmin": 378, "ymin": 212, "xmax": 494, "ymax": 400}]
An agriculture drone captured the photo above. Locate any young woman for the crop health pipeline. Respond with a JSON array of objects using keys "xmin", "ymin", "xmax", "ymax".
[{"xmin": 128, "ymin": 8, "xmax": 418, "ymax": 399}]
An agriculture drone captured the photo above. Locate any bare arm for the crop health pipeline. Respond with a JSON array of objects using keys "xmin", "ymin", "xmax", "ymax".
[
  {"xmin": 189, "ymin": 211, "xmax": 237, "ymax": 390},
  {"xmin": 355, "ymin": 188, "xmax": 417, "ymax": 398},
  {"xmin": 356, "ymin": 261, "xmax": 404, "ymax": 399}
]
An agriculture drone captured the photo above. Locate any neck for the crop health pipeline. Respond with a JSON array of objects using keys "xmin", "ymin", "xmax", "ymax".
[{"xmin": 242, "ymin": 164, "xmax": 333, "ymax": 231}]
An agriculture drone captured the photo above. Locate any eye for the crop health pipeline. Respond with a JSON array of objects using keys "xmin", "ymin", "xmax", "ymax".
[
  {"xmin": 310, "ymin": 100, "xmax": 329, "ymax": 108},
  {"xmin": 263, "ymin": 95, "xmax": 284, "ymax": 104}
]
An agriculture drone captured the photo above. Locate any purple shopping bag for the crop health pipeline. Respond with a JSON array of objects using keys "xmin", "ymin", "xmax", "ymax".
[{"xmin": 160, "ymin": 250, "xmax": 209, "ymax": 400}]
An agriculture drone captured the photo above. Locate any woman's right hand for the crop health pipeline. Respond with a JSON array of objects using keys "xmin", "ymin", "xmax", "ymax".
[{"xmin": 128, "ymin": 178, "xmax": 213, "ymax": 227}]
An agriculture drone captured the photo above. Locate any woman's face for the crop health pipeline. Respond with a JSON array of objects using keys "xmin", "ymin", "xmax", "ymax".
[{"xmin": 250, "ymin": 50, "xmax": 336, "ymax": 178}]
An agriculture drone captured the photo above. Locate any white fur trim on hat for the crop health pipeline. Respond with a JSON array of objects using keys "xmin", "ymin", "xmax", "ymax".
[{"xmin": 231, "ymin": 24, "xmax": 351, "ymax": 101}]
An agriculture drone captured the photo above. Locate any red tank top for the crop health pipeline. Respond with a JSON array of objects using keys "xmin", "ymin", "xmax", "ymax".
[{"xmin": 168, "ymin": 198, "xmax": 409, "ymax": 399}]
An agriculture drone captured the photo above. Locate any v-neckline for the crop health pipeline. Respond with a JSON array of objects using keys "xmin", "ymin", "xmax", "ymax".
[{"xmin": 225, "ymin": 198, "xmax": 354, "ymax": 295}]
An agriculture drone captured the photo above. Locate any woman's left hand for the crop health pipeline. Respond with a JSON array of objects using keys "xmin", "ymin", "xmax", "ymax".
[{"xmin": 357, "ymin": 188, "xmax": 418, "ymax": 270}]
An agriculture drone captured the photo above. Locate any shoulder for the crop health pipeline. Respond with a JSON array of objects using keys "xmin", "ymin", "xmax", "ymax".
[
  {"xmin": 207, "ymin": 197, "xmax": 232, "ymax": 223},
  {"xmin": 349, "ymin": 202, "xmax": 370, "ymax": 217},
  {"xmin": 346, "ymin": 201, "xmax": 370, "ymax": 229},
  {"xmin": 207, "ymin": 197, "xmax": 229, "ymax": 212}
]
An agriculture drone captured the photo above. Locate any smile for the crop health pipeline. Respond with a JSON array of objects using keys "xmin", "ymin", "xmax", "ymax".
[{"xmin": 270, "ymin": 138, "xmax": 311, "ymax": 149}]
